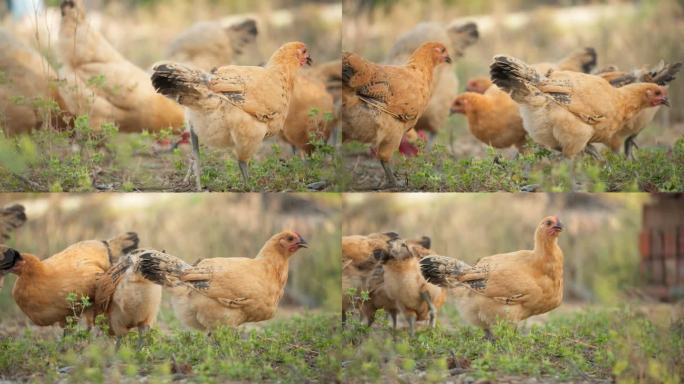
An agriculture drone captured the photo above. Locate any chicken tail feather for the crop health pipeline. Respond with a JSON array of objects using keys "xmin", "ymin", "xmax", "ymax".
[
  {"xmin": 0, "ymin": 204, "xmax": 27, "ymax": 241},
  {"xmin": 490, "ymin": 55, "xmax": 542, "ymax": 102},
  {"xmin": 151, "ymin": 63, "xmax": 207, "ymax": 103},
  {"xmin": 60, "ymin": 0, "xmax": 83, "ymax": 20},
  {"xmin": 104, "ymin": 232, "xmax": 140, "ymax": 263},
  {"xmin": 558, "ymin": 47, "xmax": 597, "ymax": 74},
  {"xmin": 419, "ymin": 255, "xmax": 474, "ymax": 287},
  {"xmin": 648, "ymin": 62, "xmax": 682, "ymax": 86},
  {"xmin": 136, "ymin": 249, "xmax": 212, "ymax": 291}
]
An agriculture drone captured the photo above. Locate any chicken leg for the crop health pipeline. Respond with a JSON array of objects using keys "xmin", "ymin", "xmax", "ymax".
[
  {"xmin": 238, "ymin": 160, "xmax": 250, "ymax": 186},
  {"xmin": 624, "ymin": 135, "xmax": 638, "ymax": 159},
  {"xmin": 183, "ymin": 125, "xmax": 202, "ymax": 191},
  {"xmin": 406, "ymin": 312, "xmax": 417, "ymax": 337},
  {"xmin": 420, "ymin": 291, "xmax": 436, "ymax": 328},
  {"xmin": 380, "ymin": 160, "xmax": 397, "ymax": 188}
]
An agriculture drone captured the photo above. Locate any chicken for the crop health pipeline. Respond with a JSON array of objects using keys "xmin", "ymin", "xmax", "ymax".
[
  {"xmin": 378, "ymin": 238, "xmax": 446, "ymax": 335},
  {"xmin": 341, "ymin": 231, "xmax": 399, "ymax": 323},
  {"xmin": 308, "ymin": 60, "xmax": 343, "ymax": 106},
  {"xmin": 341, "ymin": 42, "xmax": 452, "ymax": 187},
  {"xmin": 361, "ymin": 235, "xmax": 432, "ymax": 327},
  {"xmin": 465, "ymin": 76, "xmax": 493, "ymax": 94},
  {"xmin": 420, "ymin": 216, "xmax": 565, "ymax": 338},
  {"xmin": 151, "ymin": 42, "xmax": 312, "ymax": 190},
  {"xmin": 58, "ymin": 0, "xmax": 184, "ymax": 132},
  {"xmin": 95, "ymin": 249, "xmax": 162, "ymax": 348},
  {"xmin": 166, "ymin": 20, "xmax": 336, "ymax": 157},
  {"xmin": 490, "ymin": 55, "xmax": 670, "ymax": 159},
  {"xmin": 597, "ymin": 62, "xmax": 681, "ymax": 158},
  {"xmin": 531, "ymin": 47, "xmax": 597, "ymax": 75},
  {"xmin": 466, "ymin": 48, "xmax": 597, "ymax": 96},
  {"xmin": 450, "ymin": 85, "xmax": 527, "ymax": 151},
  {"xmin": 0, "ymin": 203, "xmax": 27, "ymax": 289},
  {"xmin": 279, "ymin": 73, "xmax": 335, "ymax": 155},
  {"xmin": 386, "ymin": 22, "xmax": 479, "ymax": 143},
  {"xmin": 135, "ymin": 230, "xmax": 308, "ymax": 330},
  {"xmin": 0, "ymin": 28, "xmax": 69, "ymax": 134},
  {"xmin": 167, "ymin": 19, "xmax": 260, "ymax": 70},
  {"xmin": 0, "ymin": 232, "xmax": 139, "ymax": 328},
  {"xmin": 0, "ymin": 204, "xmax": 26, "ymax": 241}
]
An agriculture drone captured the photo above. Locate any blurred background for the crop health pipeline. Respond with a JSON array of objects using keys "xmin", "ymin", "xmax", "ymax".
[
  {"xmin": 0, "ymin": 193, "xmax": 341, "ymax": 333},
  {"xmin": 343, "ymin": 193, "xmax": 684, "ymax": 305},
  {"xmin": 1, "ymin": 0, "xmax": 341, "ymax": 69},
  {"xmin": 343, "ymin": 0, "xmax": 683, "ymax": 157}
]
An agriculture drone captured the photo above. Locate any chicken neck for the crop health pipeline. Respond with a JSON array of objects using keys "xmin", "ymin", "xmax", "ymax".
[
  {"xmin": 11, "ymin": 253, "xmax": 48, "ymax": 278},
  {"xmin": 532, "ymin": 230, "xmax": 563, "ymax": 276}
]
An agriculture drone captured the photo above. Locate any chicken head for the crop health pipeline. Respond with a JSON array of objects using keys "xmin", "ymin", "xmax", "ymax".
[{"xmin": 276, "ymin": 230, "xmax": 309, "ymax": 255}]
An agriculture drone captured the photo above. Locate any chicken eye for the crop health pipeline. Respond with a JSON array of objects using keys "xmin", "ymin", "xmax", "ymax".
[
  {"xmin": 655, "ymin": 90, "xmax": 661, "ymax": 96},
  {"xmin": 287, "ymin": 236, "xmax": 294, "ymax": 241},
  {"xmin": 545, "ymin": 220, "xmax": 552, "ymax": 226}
]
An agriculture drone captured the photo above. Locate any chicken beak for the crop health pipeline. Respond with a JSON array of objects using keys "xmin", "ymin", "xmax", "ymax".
[
  {"xmin": 444, "ymin": 55, "xmax": 452, "ymax": 64},
  {"xmin": 297, "ymin": 237, "xmax": 309, "ymax": 248},
  {"xmin": 661, "ymin": 97, "xmax": 670, "ymax": 107},
  {"xmin": 306, "ymin": 55, "xmax": 313, "ymax": 66},
  {"xmin": 552, "ymin": 220, "xmax": 564, "ymax": 231}
]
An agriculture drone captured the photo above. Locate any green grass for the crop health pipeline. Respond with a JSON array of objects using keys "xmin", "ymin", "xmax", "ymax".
[
  {"xmin": 341, "ymin": 138, "xmax": 684, "ymax": 192},
  {"xmin": 0, "ymin": 313, "xmax": 340, "ymax": 383},
  {"xmin": 340, "ymin": 306, "xmax": 683, "ymax": 383},
  {"xmin": 0, "ymin": 115, "xmax": 337, "ymax": 192},
  {"xmin": 2, "ymin": 114, "xmax": 683, "ymax": 192}
]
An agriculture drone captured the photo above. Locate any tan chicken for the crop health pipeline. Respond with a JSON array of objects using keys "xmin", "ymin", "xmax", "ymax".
[
  {"xmin": 450, "ymin": 86, "xmax": 527, "ymax": 151},
  {"xmin": 341, "ymin": 231, "xmax": 399, "ymax": 323},
  {"xmin": 58, "ymin": 0, "xmax": 184, "ymax": 132},
  {"xmin": 95, "ymin": 249, "xmax": 162, "ymax": 348},
  {"xmin": 151, "ymin": 42, "xmax": 312, "ymax": 190},
  {"xmin": 532, "ymin": 47, "xmax": 597, "ymax": 75},
  {"xmin": 0, "ymin": 28, "xmax": 69, "ymax": 135},
  {"xmin": 490, "ymin": 55, "xmax": 670, "ymax": 159},
  {"xmin": 0, "ymin": 232, "xmax": 139, "ymax": 328},
  {"xmin": 165, "ymin": 20, "xmax": 337, "ymax": 157},
  {"xmin": 361, "ymin": 235, "xmax": 432, "ymax": 327},
  {"xmin": 341, "ymin": 42, "xmax": 452, "ymax": 187},
  {"xmin": 280, "ymin": 73, "xmax": 335, "ymax": 155},
  {"xmin": 386, "ymin": 22, "xmax": 479, "ymax": 143},
  {"xmin": 465, "ymin": 76, "xmax": 493, "ymax": 94},
  {"xmin": 379, "ymin": 238, "xmax": 446, "ymax": 335},
  {"xmin": 597, "ymin": 62, "xmax": 681, "ymax": 158},
  {"xmin": 167, "ymin": 19, "xmax": 260, "ymax": 70},
  {"xmin": 135, "ymin": 230, "xmax": 308, "ymax": 330},
  {"xmin": 420, "ymin": 216, "xmax": 565, "ymax": 338}
]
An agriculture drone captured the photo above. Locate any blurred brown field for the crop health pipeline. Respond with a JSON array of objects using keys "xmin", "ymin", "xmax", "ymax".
[
  {"xmin": 0, "ymin": 193, "xmax": 341, "ymax": 330},
  {"xmin": 342, "ymin": 193, "xmax": 656, "ymax": 303},
  {"xmin": 343, "ymin": 0, "xmax": 684, "ymax": 155},
  {"xmin": 1, "ymin": 0, "xmax": 341, "ymax": 69}
]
